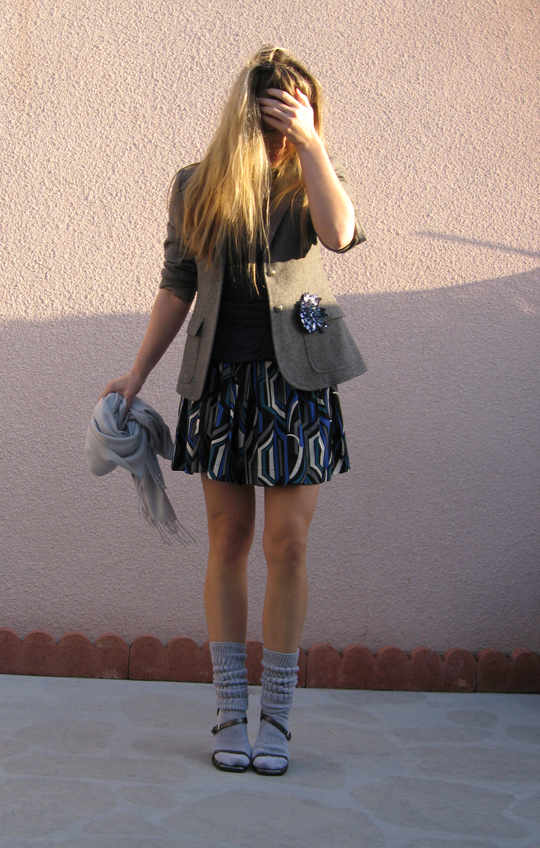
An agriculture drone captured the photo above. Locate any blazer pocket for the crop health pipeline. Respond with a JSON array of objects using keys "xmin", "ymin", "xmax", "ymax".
[
  {"xmin": 180, "ymin": 313, "xmax": 205, "ymax": 384},
  {"xmin": 303, "ymin": 304, "xmax": 358, "ymax": 374}
]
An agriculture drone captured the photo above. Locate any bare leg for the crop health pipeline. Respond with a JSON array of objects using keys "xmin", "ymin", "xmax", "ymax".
[
  {"xmin": 252, "ymin": 484, "xmax": 319, "ymax": 774},
  {"xmin": 201, "ymin": 475, "xmax": 256, "ymax": 771},
  {"xmin": 262, "ymin": 484, "xmax": 319, "ymax": 653},
  {"xmin": 201, "ymin": 474, "xmax": 256, "ymax": 643}
]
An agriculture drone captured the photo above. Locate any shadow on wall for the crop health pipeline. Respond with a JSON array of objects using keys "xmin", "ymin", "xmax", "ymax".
[
  {"xmin": 346, "ymin": 259, "xmax": 539, "ymax": 499},
  {"xmin": 1, "ymin": 264, "xmax": 539, "ymax": 646},
  {"xmin": 414, "ymin": 231, "xmax": 540, "ymax": 261}
]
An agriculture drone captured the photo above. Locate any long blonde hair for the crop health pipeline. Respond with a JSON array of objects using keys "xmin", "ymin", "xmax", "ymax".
[{"xmin": 174, "ymin": 46, "xmax": 324, "ymax": 284}]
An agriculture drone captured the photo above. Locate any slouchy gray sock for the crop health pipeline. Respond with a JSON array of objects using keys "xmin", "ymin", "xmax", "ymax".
[
  {"xmin": 252, "ymin": 647, "xmax": 299, "ymax": 774},
  {"xmin": 209, "ymin": 641, "xmax": 252, "ymax": 770}
]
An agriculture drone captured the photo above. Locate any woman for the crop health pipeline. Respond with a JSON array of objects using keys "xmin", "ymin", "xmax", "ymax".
[{"xmin": 99, "ymin": 45, "xmax": 366, "ymax": 776}]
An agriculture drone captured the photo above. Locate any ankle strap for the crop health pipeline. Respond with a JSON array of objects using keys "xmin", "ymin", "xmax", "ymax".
[
  {"xmin": 211, "ymin": 716, "xmax": 248, "ymax": 735},
  {"xmin": 260, "ymin": 711, "xmax": 291, "ymax": 741}
]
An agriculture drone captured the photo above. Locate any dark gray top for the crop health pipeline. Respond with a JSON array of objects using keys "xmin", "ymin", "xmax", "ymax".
[{"xmin": 211, "ymin": 244, "xmax": 275, "ymax": 362}]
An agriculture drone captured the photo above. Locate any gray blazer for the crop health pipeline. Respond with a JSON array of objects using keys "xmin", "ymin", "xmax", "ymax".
[{"xmin": 160, "ymin": 157, "xmax": 367, "ymax": 400}]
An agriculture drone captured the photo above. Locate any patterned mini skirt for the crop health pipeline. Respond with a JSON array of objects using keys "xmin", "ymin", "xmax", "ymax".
[{"xmin": 171, "ymin": 361, "xmax": 350, "ymax": 486}]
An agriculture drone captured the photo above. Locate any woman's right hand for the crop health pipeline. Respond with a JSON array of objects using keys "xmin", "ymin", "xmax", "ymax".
[{"xmin": 98, "ymin": 369, "xmax": 144, "ymax": 411}]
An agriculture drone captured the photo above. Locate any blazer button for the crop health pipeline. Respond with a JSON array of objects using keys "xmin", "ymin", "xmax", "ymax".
[
  {"xmin": 273, "ymin": 305, "xmax": 283, "ymax": 312},
  {"xmin": 267, "ymin": 268, "xmax": 276, "ymax": 276}
]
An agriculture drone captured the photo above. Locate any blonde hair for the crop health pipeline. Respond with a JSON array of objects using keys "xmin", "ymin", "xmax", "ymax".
[{"xmin": 173, "ymin": 45, "xmax": 324, "ymax": 286}]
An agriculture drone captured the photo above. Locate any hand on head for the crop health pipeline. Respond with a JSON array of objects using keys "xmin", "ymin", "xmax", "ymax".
[{"xmin": 258, "ymin": 88, "xmax": 317, "ymax": 153}]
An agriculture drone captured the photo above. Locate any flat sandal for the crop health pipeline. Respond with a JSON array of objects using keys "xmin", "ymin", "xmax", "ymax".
[
  {"xmin": 211, "ymin": 714, "xmax": 251, "ymax": 773},
  {"xmin": 251, "ymin": 712, "xmax": 291, "ymax": 776}
]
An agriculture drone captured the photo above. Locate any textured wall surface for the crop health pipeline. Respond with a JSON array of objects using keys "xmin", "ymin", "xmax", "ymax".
[{"xmin": 1, "ymin": 0, "xmax": 539, "ymax": 651}]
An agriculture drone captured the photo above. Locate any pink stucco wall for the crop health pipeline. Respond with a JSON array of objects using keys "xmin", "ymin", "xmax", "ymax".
[{"xmin": 1, "ymin": 0, "xmax": 538, "ymax": 651}]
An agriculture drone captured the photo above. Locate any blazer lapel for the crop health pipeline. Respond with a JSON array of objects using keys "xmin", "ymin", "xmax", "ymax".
[{"xmin": 268, "ymin": 193, "xmax": 290, "ymax": 246}]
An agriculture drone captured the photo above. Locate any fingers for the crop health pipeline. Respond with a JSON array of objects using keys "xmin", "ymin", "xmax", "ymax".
[
  {"xmin": 261, "ymin": 88, "xmax": 312, "ymax": 110},
  {"xmin": 258, "ymin": 97, "xmax": 293, "ymax": 119},
  {"xmin": 259, "ymin": 94, "xmax": 298, "ymax": 114},
  {"xmin": 263, "ymin": 87, "xmax": 296, "ymax": 104},
  {"xmin": 258, "ymin": 100, "xmax": 297, "ymax": 133},
  {"xmin": 97, "ymin": 369, "xmax": 144, "ymax": 410},
  {"xmin": 258, "ymin": 87, "xmax": 316, "ymax": 151},
  {"xmin": 258, "ymin": 88, "xmax": 313, "ymax": 127},
  {"xmin": 264, "ymin": 87, "xmax": 308, "ymax": 105},
  {"xmin": 97, "ymin": 380, "xmax": 131, "ymax": 403},
  {"xmin": 294, "ymin": 88, "xmax": 311, "ymax": 105},
  {"xmin": 97, "ymin": 388, "xmax": 134, "ymax": 416}
]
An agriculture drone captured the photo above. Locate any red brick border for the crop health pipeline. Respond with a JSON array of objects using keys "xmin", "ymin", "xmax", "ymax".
[
  {"xmin": 0, "ymin": 628, "xmax": 538, "ymax": 693},
  {"xmin": 0, "ymin": 628, "xmax": 129, "ymax": 679}
]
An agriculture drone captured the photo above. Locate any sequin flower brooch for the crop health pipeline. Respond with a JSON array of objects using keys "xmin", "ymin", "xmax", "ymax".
[{"xmin": 298, "ymin": 293, "xmax": 329, "ymax": 333}]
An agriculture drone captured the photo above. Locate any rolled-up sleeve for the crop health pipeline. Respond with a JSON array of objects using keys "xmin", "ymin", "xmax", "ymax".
[
  {"xmin": 159, "ymin": 168, "xmax": 198, "ymax": 302},
  {"xmin": 315, "ymin": 155, "xmax": 366, "ymax": 253}
]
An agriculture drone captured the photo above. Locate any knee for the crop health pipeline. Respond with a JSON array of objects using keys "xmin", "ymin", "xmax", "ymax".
[
  {"xmin": 263, "ymin": 521, "xmax": 308, "ymax": 572},
  {"xmin": 209, "ymin": 514, "xmax": 254, "ymax": 566}
]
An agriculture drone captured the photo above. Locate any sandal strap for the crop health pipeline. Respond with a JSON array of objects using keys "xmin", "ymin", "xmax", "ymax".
[
  {"xmin": 260, "ymin": 711, "xmax": 291, "ymax": 741},
  {"xmin": 211, "ymin": 716, "xmax": 248, "ymax": 735}
]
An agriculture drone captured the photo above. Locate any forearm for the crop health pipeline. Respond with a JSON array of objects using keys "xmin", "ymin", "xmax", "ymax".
[
  {"xmin": 296, "ymin": 137, "xmax": 356, "ymax": 250},
  {"xmin": 133, "ymin": 288, "xmax": 192, "ymax": 381}
]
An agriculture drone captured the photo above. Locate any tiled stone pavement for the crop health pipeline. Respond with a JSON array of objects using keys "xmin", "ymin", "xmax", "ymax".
[{"xmin": 0, "ymin": 675, "xmax": 539, "ymax": 847}]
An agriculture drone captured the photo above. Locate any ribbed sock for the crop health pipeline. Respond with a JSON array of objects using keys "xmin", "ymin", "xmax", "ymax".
[
  {"xmin": 209, "ymin": 641, "xmax": 252, "ymax": 770},
  {"xmin": 252, "ymin": 647, "xmax": 299, "ymax": 774}
]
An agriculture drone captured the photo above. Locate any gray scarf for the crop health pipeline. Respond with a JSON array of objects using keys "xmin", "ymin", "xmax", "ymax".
[{"xmin": 85, "ymin": 392, "xmax": 193, "ymax": 545}]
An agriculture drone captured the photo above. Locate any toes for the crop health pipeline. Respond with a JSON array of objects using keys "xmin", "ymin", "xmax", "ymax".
[
  {"xmin": 252, "ymin": 754, "xmax": 288, "ymax": 771},
  {"xmin": 214, "ymin": 754, "xmax": 251, "ymax": 768},
  {"xmin": 213, "ymin": 752, "xmax": 251, "ymax": 772},
  {"xmin": 215, "ymin": 752, "xmax": 251, "ymax": 769}
]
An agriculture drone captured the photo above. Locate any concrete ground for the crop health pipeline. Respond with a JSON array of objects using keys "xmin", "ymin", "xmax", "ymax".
[{"xmin": 0, "ymin": 675, "xmax": 539, "ymax": 847}]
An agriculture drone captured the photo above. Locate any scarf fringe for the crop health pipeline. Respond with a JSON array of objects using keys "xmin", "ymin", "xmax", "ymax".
[
  {"xmin": 143, "ymin": 513, "xmax": 195, "ymax": 547},
  {"xmin": 133, "ymin": 474, "xmax": 195, "ymax": 547}
]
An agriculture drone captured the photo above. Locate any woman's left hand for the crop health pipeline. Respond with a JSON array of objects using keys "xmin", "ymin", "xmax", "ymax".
[{"xmin": 258, "ymin": 88, "xmax": 319, "ymax": 151}]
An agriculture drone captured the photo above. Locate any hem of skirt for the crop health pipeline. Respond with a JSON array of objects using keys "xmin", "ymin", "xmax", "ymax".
[{"xmin": 170, "ymin": 463, "xmax": 350, "ymax": 486}]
